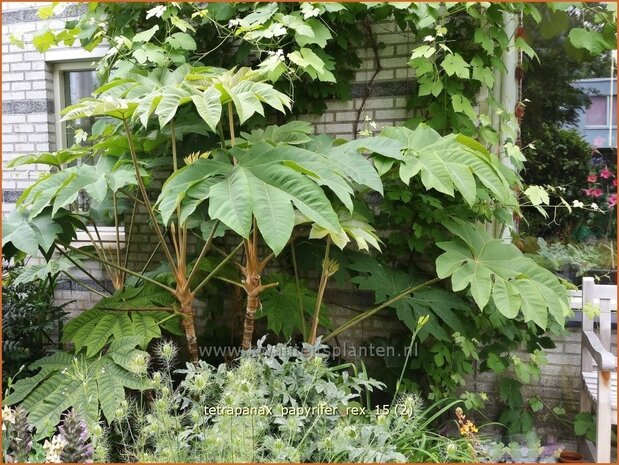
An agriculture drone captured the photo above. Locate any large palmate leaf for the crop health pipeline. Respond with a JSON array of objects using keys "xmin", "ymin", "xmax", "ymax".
[
  {"xmin": 93, "ymin": 65, "xmax": 291, "ymax": 130},
  {"xmin": 306, "ymin": 210, "xmax": 382, "ymax": 251},
  {"xmin": 59, "ymin": 287, "xmax": 182, "ymax": 357},
  {"xmin": 435, "ymin": 218, "xmax": 569, "ymax": 329},
  {"xmin": 347, "ymin": 255, "xmax": 468, "ymax": 342},
  {"xmin": 158, "ymin": 139, "xmax": 384, "ymax": 255},
  {"xmin": 257, "ymin": 273, "xmax": 329, "ymax": 339},
  {"xmin": 61, "ymin": 97, "xmax": 138, "ymax": 121},
  {"xmin": 2, "ymin": 208, "xmax": 84, "ymax": 259},
  {"xmin": 16, "ymin": 156, "xmax": 147, "ymax": 220},
  {"xmin": 6, "ymin": 147, "xmax": 89, "ymax": 169},
  {"xmin": 370, "ymin": 125, "xmax": 516, "ymax": 207},
  {"xmin": 240, "ymin": 121, "xmax": 314, "ymax": 146},
  {"xmin": 12, "ymin": 255, "xmax": 83, "ymax": 286},
  {"xmin": 4, "ymin": 337, "xmax": 149, "ymax": 439}
]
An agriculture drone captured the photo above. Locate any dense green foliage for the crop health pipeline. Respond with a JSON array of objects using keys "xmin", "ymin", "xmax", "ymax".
[
  {"xmin": 3, "ymin": 2, "xmax": 616, "ymax": 451},
  {"xmin": 2, "ymin": 264, "xmax": 67, "ymax": 384},
  {"xmin": 114, "ymin": 340, "xmax": 476, "ymax": 463},
  {"xmin": 520, "ymin": 125, "xmax": 594, "ymax": 238}
]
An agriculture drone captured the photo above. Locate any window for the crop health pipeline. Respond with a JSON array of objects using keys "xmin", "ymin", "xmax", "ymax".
[
  {"xmin": 586, "ymin": 96, "xmax": 607, "ymax": 126},
  {"xmin": 53, "ymin": 62, "xmax": 99, "ymax": 151},
  {"xmin": 53, "ymin": 62, "xmax": 123, "ymax": 243},
  {"xmin": 585, "ymin": 95, "xmax": 617, "ymax": 128}
]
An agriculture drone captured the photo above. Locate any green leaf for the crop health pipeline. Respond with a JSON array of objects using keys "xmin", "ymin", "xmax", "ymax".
[
  {"xmin": 473, "ymin": 28, "xmax": 494, "ymax": 54},
  {"xmin": 2, "ymin": 210, "xmax": 40, "ymax": 257},
  {"xmin": 165, "ymin": 32, "xmax": 197, "ymax": 51},
  {"xmin": 132, "ymin": 312, "xmax": 162, "ymax": 345},
  {"xmin": 524, "ymin": 185, "xmax": 550, "ymax": 206},
  {"xmin": 529, "ymin": 397, "xmax": 543, "ymax": 412},
  {"xmin": 295, "ymin": 18, "xmax": 332, "ymax": 47},
  {"xmin": 208, "ymin": 166, "xmax": 254, "ymax": 239},
  {"xmin": 246, "ymin": 169, "xmax": 295, "ymax": 255},
  {"xmin": 487, "ymin": 353, "xmax": 506, "ymax": 373},
  {"xmin": 574, "ymin": 412, "xmax": 596, "ymax": 441},
  {"xmin": 155, "ymin": 86, "xmax": 191, "ymax": 128},
  {"xmin": 514, "ymin": 37, "xmax": 536, "ymax": 59},
  {"xmin": 440, "ymin": 53, "xmax": 470, "ymax": 79},
  {"xmin": 12, "ymin": 255, "xmax": 79, "ymax": 286},
  {"xmin": 451, "ymin": 94, "xmax": 477, "ymax": 121},
  {"xmin": 191, "ymin": 86, "xmax": 222, "ymax": 132},
  {"xmin": 86, "ymin": 314, "xmax": 118, "ymax": 357},
  {"xmin": 258, "ymin": 273, "xmax": 328, "ymax": 339},
  {"xmin": 96, "ymin": 361, "xmax": 126, "ymax": 423},
  {"xmin": 552, "ymin": 406, "xmax": 566, "ymax": 416},
  {"xmin": 499, "ymin": 377, "xmax": 523, "ymax": 409},
  {"xmin": 7, "ymin": 148, "xmax": 88, "ymax": 168},
  {"xmin": 568, "ymin": 28, "xmax": 613, "ymax": 55},
  {"xmin": 288, "ymin": 47, "xmax": 336, "ymax": 82},
  {"xmin": 309, "ymin": 210, "xmax": 381, "ymax": 251},
  {"xmin": 33, "ymin": 30, "xmax": 57, "ymax": 52},
  {"xmin": 492, "ymin": 278, "xmax": 520, "ymax": 319},
  {"xmin": 156, "ymin": 158, "xmax": 230, "ymax": 225},
  {"xmin": 436, "ymin": 219, "xmax": 568, "ymax": 329},
  {"xmin": 8, "ymin": 33, "xmax": 25, "ymax": 49},
  {"xmin": 133, "ymin": 25, "xmax": 159, "ymax": 43}
]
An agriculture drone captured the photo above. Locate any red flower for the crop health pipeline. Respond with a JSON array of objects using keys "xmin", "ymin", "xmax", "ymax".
[
  {"xmin": 599, "ymin": 167, "xmax": 614, "ymax": 179},
  {"xmin": 584, "ymin": 188, "xmax": 604, "ymax": 198},
  {"xmin": 587, "ymin": 174, "xmax": 597, "ymax": 183},
  {"xmin": 613, "ymin": 179, "xmax": 617, "ymax": 187},
  {"xmin": 608, "ymin": 193, "xmax": 617, "ymax": 208}
]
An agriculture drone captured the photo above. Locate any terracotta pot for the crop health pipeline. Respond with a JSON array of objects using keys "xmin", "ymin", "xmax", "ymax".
[{"xmin": 558, "ymin": 451, "xmax": 584, "ymax": 463}]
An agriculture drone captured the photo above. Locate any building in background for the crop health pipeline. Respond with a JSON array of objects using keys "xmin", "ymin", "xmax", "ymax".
[{"xmin": 572, "ymin": 77, "xmax": 617, "ymax": 152}]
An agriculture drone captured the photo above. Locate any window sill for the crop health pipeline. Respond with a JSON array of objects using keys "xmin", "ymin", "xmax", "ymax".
[{"xmin": 70, "ymin": 226, "xmax": 126, "ymax": 250}]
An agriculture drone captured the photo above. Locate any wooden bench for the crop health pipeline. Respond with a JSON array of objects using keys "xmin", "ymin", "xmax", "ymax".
[{"xmin": 570, "ymin": 277, "xmax": 617, "ymax": 463}]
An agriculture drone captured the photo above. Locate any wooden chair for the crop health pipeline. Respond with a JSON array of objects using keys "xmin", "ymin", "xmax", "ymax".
[{"xmin": 578, "ymin": 277, "xmax": 617, "ymax": 463}]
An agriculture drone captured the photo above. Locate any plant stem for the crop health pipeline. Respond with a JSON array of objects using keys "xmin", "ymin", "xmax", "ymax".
[
  {"xmin": 322, "ymin": 277, "xmax": 442, "ymax": 342},
  {"xmin": 54, "ymin": 245, "xmax": 112, "ymax": 294},
  {"xmin": 123, "ymin": 200, "xmax": 138, "ymax": 275},
  {"xmin": 290, "ymin": 239, "xmax": 307, "ymax": 340},
  {"xmin": 187, "ymin": 219, "xmax": 220, "ymax": 286},
  {"xmin": 122, "ymin": 118, "xmax": 177, "ymax": 274},
  {"xmin": 83, "ymin": 224, "xmax": 114, "ymax": 280},
  {"xmin": 227, "ymin": 102, "xmax": 236, "ymax": 148},
  {"xmin": 65, "ymin": 244, "xmax": 176, "ymax": 295},
  {"xmin": 309, "ymin": 238, "xmax": 331, "ymax": 344},
  {"xmin": 192, "ymin": 241, "xmax": 244, "ymax": 295},
  {"xmin": 113, "ymin": 191, "xmax": 122, "ymax": 276},
  {"xmin": 60, "ymin": 270, "xmax": 108, "ymax": 298},
  {"xmin": 140, "ymin": 241, "xmax": 162, "ymax": 275},
  {"xmin": 214, "ymin": 276, "xmax": 245, "ymax": 289}
]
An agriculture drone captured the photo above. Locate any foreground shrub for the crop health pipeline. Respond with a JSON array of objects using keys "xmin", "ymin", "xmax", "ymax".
[
  {"xmin": 2, "ymin": 263, "xmax": 67, "ymax": 384},
  {"xmin": 116, "ymin": 340, "xmax": 474, "ymax": 463}
]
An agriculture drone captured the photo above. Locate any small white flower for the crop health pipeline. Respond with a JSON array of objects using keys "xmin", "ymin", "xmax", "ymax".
[
  {"xmin": 300, "ymin": 3, "xmax": 321, "ymax": 19},
  {"xmin": 74, "ymin": 128, "xmax": 88, "ymax": 145},
  {"xmin": 590, "ymin": 202, "xmax": 599, "ymax": 211},
  {"xmin": 2, "ymin": 406, "xmax": 15, "ymax": 425},
  {"xmin": 272, "ymin": 24, "xmax": 287, "ymax": 37},
  {"xmin": 572, "ymin": 200, "xmax": 584, "ymax": 208},
  {"xmin": 146, "ymin": 5, "xmax": 166, "ymax": 20},
  {"xmin": 228, "ymin": 18, "xmax": 242, "ymax": 28},
  {"xmin": 423, "ymin": 35, "xmax": 435, "ymax": 42},
  {"xmin": 370, "ymin": 121, "xmax": 377, "ymax": 129}
]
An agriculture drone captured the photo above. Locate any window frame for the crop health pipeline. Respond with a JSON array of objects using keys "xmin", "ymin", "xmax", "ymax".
[
  {"xmin": 51, "ymin": 57, "xmax": 125, "ymax": 247},
  {"xmin": 52, "ymin": 61, "xmax": 99, "ymax": 151},
  {"xmin": 585, "ymin": 94, "xmax": 617, "ymax": 130}
]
